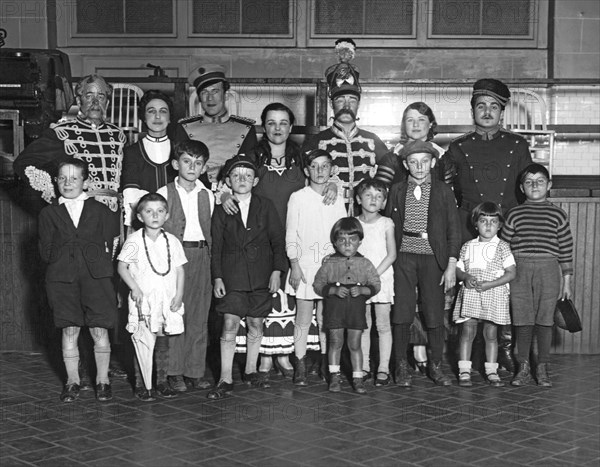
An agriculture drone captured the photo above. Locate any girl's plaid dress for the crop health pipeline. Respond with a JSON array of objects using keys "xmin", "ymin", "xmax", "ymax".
[{"xmin": 453, "ymin": 238, "xmax": 513, "ymax": 325}]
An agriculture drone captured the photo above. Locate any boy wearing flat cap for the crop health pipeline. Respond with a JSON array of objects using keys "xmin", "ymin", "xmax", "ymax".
[
  {"xmin": 208, "ymin": 156, "xmax": 287, "ymax": 399},
  {"xmin": 442, "ymin": 78, "xmax": 532, "ymax": 373},
  {"xmin": 175, "ymin": 65, "xmax": 257, "ymax": 190},
  {"xmin": 385, "ymin": 141, "xmax": 461, "ymax": 388}
]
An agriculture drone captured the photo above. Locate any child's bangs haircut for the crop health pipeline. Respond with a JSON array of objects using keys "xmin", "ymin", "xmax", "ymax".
[
  {"xmin": 174, "ymin": 140, "xmax": 210, "ymax": 163},
  {"xmin": 355, "ymin": 178, "xmax": 388, "ymax": 199},
  {"xmin": 305, "ymin": 148, "xmax": 332, "ymax": 166},
  {"xmin": 330, "ymin": 217, "xmax": 364, "ymax": 244},
  {"xmin": 137, "ymin": 192, "xmax": 168, "ymax": 213},
  {"xmin": 57, "ymin": 159, "xmax": 89, "ymax": 180},
  {"xmin": 520, "ymin": 163, "xmax": 550, "ymax": 183},
  {"xmin": 471, "ymin": 201, "xmax": 504, "ymax": 226}
]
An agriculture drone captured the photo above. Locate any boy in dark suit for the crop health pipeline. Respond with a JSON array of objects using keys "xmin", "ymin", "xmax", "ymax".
[
  {"xmin": 38, "ymin": 159, "xmax": 119, "ymax": 402},
  {"xmin": 208, "ymin": 156, "xmax": 287, "ymax": 399},
  {"xmin": 385, "ymin": 141, "xmax": 461, "ymax": 387}
]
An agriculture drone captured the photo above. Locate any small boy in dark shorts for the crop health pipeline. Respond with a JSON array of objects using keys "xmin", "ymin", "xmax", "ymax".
[
  {"xmin": 313, "ymin": 217, "xmax": 381, "ymax": 394},
  {"xmin": 501, "ymin": 163, "xmax": 574, "ymax": 388},
  {"xmin": 38, "ymin": 159, "xmax": 119, "ymax": 402},
  {"xmin": 208, "ymin": 155, "xmax": 287, "ymax": 399}
]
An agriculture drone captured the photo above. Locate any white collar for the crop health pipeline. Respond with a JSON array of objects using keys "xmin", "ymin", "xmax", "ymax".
[
  {"xmin": 59, "ymin": 193, "xmax": 89, "ymax": 204},
  {"xmin": 174, "ymin": 177, "xmax": 207, "ymax": 194},
  {"xmin": 477, "ymin": 235, "xmax": 500, "ymax": 244}
]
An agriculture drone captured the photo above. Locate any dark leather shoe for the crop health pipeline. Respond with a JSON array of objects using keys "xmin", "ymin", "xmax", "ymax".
[
  {"xmin": 511, "ymin": 362, "xmax": 534, "ymax": 386},
  {"xmin": 375, "ymin": 372, "xmax": 390, "ymax": 387},
  {"xmin": 428, "ymin": 362, "xmax": 452, "ymax": 386},
  {"xmin": 60, "ymin": 383, "xmax": 80, "ymax": 403},
  {"xmin": 79, "ymin": 374, "xmax": 93, "ymax": 391},
  {"xmin": 185, "ymin": 377, "xmax": 212, "ymax": 390},
  {"xmin": 156, "ymin": 382, "xmax": 178, "ymax": 398},
  {"xmin": 328, "ymin": 372, "xmax": 342, "ymax": 393},
  {"xmin": 353, "ymin": 378, "xmax": 367, "ymax": 394},
  {"xmin": 136, "ymin": 388, "xmax": 155, "ymax": 402},
  {"xmin": 168, "ymin": 375, "xmax": 187, "ymax": 392},
  {"xmin": 96, "ymin": 383, "xmax": 113, "ymax": 401},
  {"xmin": 245, "ymin": 372, "xmax": 271, "ymax": 388},
  {"xmin": 395, "ymin": 360, "xmax": 412, "ymax": 387},
  {"xmin": 207, "ymin": 380, "xmax": 233, "ymax": 400},
  {"xmin": 535, "ymin": 363, "xmax": 552, "ymax": 387},
  {"xmin": 362, "ymin": 371, "xmax": 372, "ymax": 383}
]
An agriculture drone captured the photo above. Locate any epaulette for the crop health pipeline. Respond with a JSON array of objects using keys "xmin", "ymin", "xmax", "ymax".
[
  {"xmin": 50, "ymin": 116, "xmax": 77, "ymax": 129},
  {"xmin": 230, "ymin": 115, "xmax": 256, "ymax": 125},
  {"xmin": 178, "ymin": 115, "xmax": 204, "ymax": 124},
  {"xmin": 449, "ymin": 131, "xmax": 476, "ymax": 144},
  {"xmin": 498, "ymin": 127, "xmax": 522, "ymax": 137}
]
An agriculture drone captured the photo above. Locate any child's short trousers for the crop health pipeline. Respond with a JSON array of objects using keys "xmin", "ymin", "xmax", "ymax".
[
  {"xmin": 46, "ymin": 271, "xmax": 117, "ymax": 329},
  {"xmin": 510, "ymin": 257, "xmax": 561, "ymax": 326},
  {"xmin": 322, "ymin": 291, "xmax": 368, "ymax": 330},
  {"xmin": 216, "ymin": 289, "xmax": 271, "ymax": 318}
]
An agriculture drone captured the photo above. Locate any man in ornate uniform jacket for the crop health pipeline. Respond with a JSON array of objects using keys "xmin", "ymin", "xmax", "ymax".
[
  {"xmin": 302, "ymin": 40, "xmax": 388, "ymax": 215},
  {"xmin": 443, "ymin": 78, "xmax": 532, "ymax": 242},
  {"xmin": 14, "ymin": 74, "xmax": 126, "ymax": 213},
  {"xmin": 442, "ymin": 78, "xmax": 533, "ymax": 373},
  {"xmin": 175, "ymin": 65, "xmax": 257, "ymax": 190}
]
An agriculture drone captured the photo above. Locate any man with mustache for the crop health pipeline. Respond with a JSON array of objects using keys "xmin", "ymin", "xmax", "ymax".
[
  {"xmin": 14, "ymin": 74, "xmax": 126, "ymax": 390},
  {"xmin": 302, "ymin": 47, "xmax": 387, "ymax": 215},
  {"xmin": 14, "ymin": 74, "xmax": 125, "ymax": 212},
  {"xmin": 442, "ymin": 78, "xmax": 532, "ymax": 373},
  {"xmin": 175, "ymin": 65, "xmax": 257, "ymax": 191}
]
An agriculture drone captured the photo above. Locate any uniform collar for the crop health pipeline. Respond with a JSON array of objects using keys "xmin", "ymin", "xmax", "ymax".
[
  {"xmin": 474, "ymin": 125, "xmax": 501, "ymax": 141},
  {"xmin": 203, "ymin": 110, "xmax": 229, "ymax": 123},
  {"xmin": 332, "ymin": 121, "xmax": 359, "ymax": 139},
  {"xmin": 76, "ymin": 114, "xmax": 106, "ymax": 130}
]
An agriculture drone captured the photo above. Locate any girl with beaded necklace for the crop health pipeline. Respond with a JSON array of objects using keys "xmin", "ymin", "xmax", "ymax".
[{"xmin": 117, "ymin": 192, "xmax": 187, "ymax": 401}]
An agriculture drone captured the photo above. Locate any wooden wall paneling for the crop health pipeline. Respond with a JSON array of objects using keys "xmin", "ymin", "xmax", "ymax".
[{"xmin": 552, "ymin": 199, "xmax": 600, "ymax": 355}]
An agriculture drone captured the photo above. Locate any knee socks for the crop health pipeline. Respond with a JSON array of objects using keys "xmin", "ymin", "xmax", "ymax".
[
  {"xmin": 535, "ymin": 325, "xmax": 553, "ymax": 363},
  {"xmin": 245, "ymin": 328, "xmax": 263, "ymax": 375},
  {"xmin": 94, "ymin": 343, "xmax": 111, "ymax": 385},
  {"xmin": 514, "ymin": 325, "xmax": 534, "ymax": 364},
  {"xmin": 219, "ymin": 331, "xmax": 237, "ymax": 384},
  {"xmin": 63, "ymin": 348, "xmax": 80, "ymax": 386}
]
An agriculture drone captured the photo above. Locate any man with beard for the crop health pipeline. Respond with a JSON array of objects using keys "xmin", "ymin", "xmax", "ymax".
[
  {"xmin": 14, "ymin": 74, "xmax": 125, "ymax": 212},
  {"xmin": 302, "ymin": 40, "xmax": 388, "ymax": 215},
  {"xmin": 443, "ymin": 78, "xmax": 532, "ymax": 373},
  {"xmin": 14, "ymin": 74, "xmax": 126, "ymax": 390}
]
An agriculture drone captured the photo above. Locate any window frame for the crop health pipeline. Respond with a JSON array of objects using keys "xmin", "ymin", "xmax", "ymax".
[
  {"xmin": 56, "ymin": 0, "xmax": 297, "ymax": 47},
  {"xmin": 55, "ymin": 0, "xmax": 546, "ymax": 49}
]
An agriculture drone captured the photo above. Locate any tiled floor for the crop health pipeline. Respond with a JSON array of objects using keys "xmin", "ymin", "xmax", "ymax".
[{"xmin": 1, "ymin": 350, "xmax": 599, "ymax": 467}]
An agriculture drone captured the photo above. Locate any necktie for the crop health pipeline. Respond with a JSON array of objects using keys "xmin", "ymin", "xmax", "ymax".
[{"xmin": 414, "ymin": 185, "xmax": 422, "ymax": 201}]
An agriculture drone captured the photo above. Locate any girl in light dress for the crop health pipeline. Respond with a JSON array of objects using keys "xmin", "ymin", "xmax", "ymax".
[
  {"xmin": 286, "ymin": 149, "xmax": 346, "ymax": 385},
  {"xmin": 356, "ymin": 179, "xmax": 396, "ymax": 386},
  {"xmin": 454, "ymin": 202, "xmax": 516, "ymax": 387}
]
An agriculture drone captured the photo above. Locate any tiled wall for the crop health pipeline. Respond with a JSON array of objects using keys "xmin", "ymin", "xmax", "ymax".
[
  {"xmin": 1, "ymin": 1, "xmax": 598, "ymax": 176},
  {"xmin": 550, "ymin": 86, "xmax": 600, "ymax": 176}
]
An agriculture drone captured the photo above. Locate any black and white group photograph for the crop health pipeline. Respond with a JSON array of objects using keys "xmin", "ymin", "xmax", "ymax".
[{"xmin": 0, "ymin": 1, "xmax": 598, "ymax": 466}]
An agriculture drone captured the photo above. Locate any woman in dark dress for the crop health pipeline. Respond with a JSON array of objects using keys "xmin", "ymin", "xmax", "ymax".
[{"xmin": 121, "ymin": 90, "xmax": 176, "ymax": 228}]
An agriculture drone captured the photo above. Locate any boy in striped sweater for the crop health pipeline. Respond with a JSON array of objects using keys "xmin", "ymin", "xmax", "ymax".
[{"xmin": 501, "ymin": 164, "xmax": 573, "ymax": 388}]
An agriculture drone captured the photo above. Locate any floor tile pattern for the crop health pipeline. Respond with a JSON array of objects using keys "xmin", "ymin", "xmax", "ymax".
[{"xmin": 1, "ymin": 352, "xmax": 599, "ymax": 466}]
